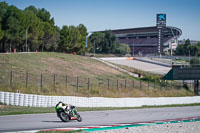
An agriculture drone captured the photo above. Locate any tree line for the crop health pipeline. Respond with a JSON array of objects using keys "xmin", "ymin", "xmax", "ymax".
[
  {"xmin": 176, "ymin": 39, "xmax": 200, "ymax": 56},
  {"xmin": 89, "ymin": 31, "xmax": 130, "ymax": 55},
  {"xmin": 0, "ymin": 2, "xmax": 130, "ymax": 55},
  {"xmin": 0, "ymin": 2, "xmax": 87, "ymax": 54}
]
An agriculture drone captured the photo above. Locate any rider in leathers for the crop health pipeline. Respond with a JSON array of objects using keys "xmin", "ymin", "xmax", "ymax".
[{"xmin": 56, "ymin": 101, "xmax": 75, "ymax": 114}]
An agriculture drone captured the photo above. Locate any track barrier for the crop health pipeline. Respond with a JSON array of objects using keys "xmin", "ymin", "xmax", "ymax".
[{"xmin": 0, "ymin": 91, "xmax": 200, "ymax": 107}]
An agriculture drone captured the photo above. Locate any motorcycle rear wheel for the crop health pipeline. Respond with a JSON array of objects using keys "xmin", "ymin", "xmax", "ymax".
[{"xmin": 59, "ymin": 112, "xmax": 70, "ymax": 122}]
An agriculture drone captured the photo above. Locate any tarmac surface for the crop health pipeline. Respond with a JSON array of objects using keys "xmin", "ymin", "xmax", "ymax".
[
  {"xmin": 0, "ymin": 106, "xmax": 200, "ymax": 132},
  {"xmin": 100, "ymin": 57, "xmax": 171, "ymax": 75}
]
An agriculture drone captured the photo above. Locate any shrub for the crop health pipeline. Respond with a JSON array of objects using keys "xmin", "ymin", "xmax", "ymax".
[
  {"xmin": 115, "ymin": 43, "xmax": 130, "ymax": 55},
  {"xmin": 190, "ymin": 57, "xmax": 200, "ymax": 65}
]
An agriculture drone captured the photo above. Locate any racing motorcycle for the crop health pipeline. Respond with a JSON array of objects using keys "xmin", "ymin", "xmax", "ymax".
[{"xmin": 55, "ymin": 102, "xmax": 82, "ymax": 122}]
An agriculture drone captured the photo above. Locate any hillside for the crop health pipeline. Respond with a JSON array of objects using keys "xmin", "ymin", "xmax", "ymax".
[
  {"xmin": 0, "ymin": 52, "xmax": 127, "ymax": 78},
  {"xmin": 0, "ymin": 52, "xmax": 133, "ymax": 96},
  {"xmin": 0, "ymin": 52, "xmax": 193, "ymax": 97}
]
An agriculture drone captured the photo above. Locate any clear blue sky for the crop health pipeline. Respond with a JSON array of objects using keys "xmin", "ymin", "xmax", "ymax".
[{"xmin": 1, "ymin": 0, "xmax": 200, "ymax": 40}]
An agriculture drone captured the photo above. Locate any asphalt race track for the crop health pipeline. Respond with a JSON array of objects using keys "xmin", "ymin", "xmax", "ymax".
[
  {"xmin": 104, "ymin": 59, "xmax": 171, "ymax": 75},
  {"xmin": 0, "ymin": 106, "xmax": 200, "ymax": 132}
]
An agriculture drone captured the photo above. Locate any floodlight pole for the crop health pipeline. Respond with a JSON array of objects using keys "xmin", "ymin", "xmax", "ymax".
[
  {"xmin": 25, "ymin": 28, "xmax": 28, "ymax": 52},
  {"xmin": 170, "ymin": 39, "xmax": 173, "ymax": 56},
  {"xmin": 93, "ymin": 41, "xmax": 95, "ymax": 55},
  {"xmin": 85, "ymin": 32, "xmax": 92, "ymax": 55},
  {"xmin": 9, "ymin": 42, "xmax": 11, "ymax": 53},
  {"xmin": 189, "ymin": 50, "xmax": 191, "ymax": 62}
]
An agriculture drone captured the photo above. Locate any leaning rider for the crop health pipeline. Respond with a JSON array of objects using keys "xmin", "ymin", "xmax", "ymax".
[{"xmin": 56, "ymin": 101, "xmax": 75, "ymax": 113}]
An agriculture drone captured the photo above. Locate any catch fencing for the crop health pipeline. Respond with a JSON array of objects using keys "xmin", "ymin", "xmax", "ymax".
[
  {"xmin": 0, "ymin": 91, "xmax": 200, "ymax": 107},
  {"xmin": 0, "ymin": 71, "xmax": 193, "ymax": 97}
]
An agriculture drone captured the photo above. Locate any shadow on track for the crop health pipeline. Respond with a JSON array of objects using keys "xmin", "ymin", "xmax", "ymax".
[
  {"xmin": 42, "ymin": 120, "xmax": 77, "ymax": 123},
  {"xmin": 42, "ymin": 121, "xmax": 63, "ymax": 123}
]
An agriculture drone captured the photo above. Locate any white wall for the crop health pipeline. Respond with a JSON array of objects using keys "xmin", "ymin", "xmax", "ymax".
[{"xmin": 0, "ymin": 91, "xmax": 200, "ymax": 107}]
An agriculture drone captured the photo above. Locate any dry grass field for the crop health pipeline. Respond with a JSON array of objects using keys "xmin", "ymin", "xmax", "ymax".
[{"xmin": 0, "ymin": 52, "xmax": 193, "ymax": 97}]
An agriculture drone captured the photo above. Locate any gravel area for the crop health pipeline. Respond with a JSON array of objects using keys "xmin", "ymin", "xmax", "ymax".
[{"xmin": 91, "ymin": 122, "xmax": 200, "ymax": 133}]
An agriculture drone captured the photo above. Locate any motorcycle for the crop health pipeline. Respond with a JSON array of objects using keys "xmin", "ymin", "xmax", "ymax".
[{"xmin": 55, "ymin": 102, "xmax": 82, "ymax": 122}]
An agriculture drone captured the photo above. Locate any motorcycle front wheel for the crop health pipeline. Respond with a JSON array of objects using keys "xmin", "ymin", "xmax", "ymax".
[{"xmin": 76, "ymin": 114, "xmax": 82, "ymax": 122}]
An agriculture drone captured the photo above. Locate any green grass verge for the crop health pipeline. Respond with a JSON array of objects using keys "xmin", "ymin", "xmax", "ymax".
[{"xmin": 1, "ymin": 103, "xmax": 200, "ymax": 116}]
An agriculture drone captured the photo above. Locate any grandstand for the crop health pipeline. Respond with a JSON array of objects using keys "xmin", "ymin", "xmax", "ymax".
[
  {"xmin": 98, "ymin": 14, "xmax": 182, "ymax": 56},
  {"xmin": 111, "ymin": 26, "xmax": 182, "ymax": 55}
]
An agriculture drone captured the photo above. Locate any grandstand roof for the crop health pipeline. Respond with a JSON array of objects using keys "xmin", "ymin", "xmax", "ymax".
[
  {"xmin": 111, "ymin": 26, "xmax": 158, "ymax": 34},
  {"xmin": 110, "ymin": 26, "xmax": 182, "ymax": 38}
]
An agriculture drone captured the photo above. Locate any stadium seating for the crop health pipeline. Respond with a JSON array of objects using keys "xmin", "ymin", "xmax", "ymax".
[{"xmin": 110, "ymin": 26, "xmax": 182, "ymax": 55}]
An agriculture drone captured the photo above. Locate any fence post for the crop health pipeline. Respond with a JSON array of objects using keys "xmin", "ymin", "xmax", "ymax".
[
  {"xmin": 40, "ymin": 73, "xmax": 43, "ymax": 90},
  {"xmin": 10, "ymin": 71, "xmax": 13, "ymax": 89},
  {"xmin": 160, "ymin": 81, "xmax": 162, "ymax": 90},
  {"xmin": 97, "ymin": 80, "xmax": 99, "ymax": 88},
  {"xmin": 76, "ymin": 77, "xmax": 79, "ymax": 91},
  {"xmin": 88, "ymin": 78, "xmax": 90, "ymax": 90},
  {"xmin": 132, "ymin": 80, "xmax": 134, "ymax": 89},
  {"xmin": 140, "ymin": 81, "xmax": 142, "ymax": 90},
  {"xmin": 154, "ymin": 81, "xmax": 156, "ymax": 89},
  {"xmin": 26, "ymin": 72, "xmax": 28, "ymax": 88},
  {"xmin": 65, "ymin": 75, "xmax": 68, "ymax": 88},
  {"xmin": 117, "ymin": 79, "xmax": 119, "ymax": 89},
  {"xmin": 125, "ymin": 80, "xmax": 126, "ymax": 89},
  {"xmin": 180, "ymin": 82, "xmax": 182, "ymax": 88},
  {"xmin": 171, "ymin": 82, "xmax": 173, "ymax": 89},
  {"xmin": 108, "ymin": 79, "xmax": 110, "ymax": 89},
  {"xmin": 53, "ymin": 74, "xmax": 56, "ymax": 90},
  {"xmin": 148, "ymin": 82, "xmax": 149, "ymax": 90}
]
